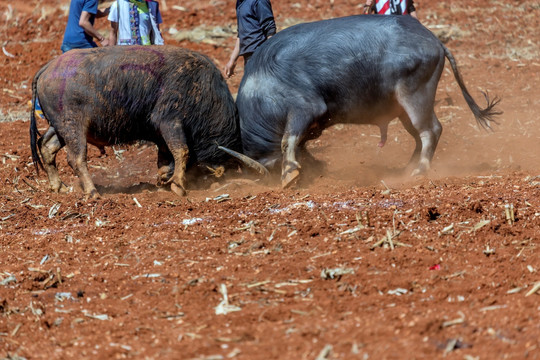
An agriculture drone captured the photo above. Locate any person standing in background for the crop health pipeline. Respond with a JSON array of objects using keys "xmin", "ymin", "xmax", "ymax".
[
  {"xmin": 224, "ymin": 0, "xmax": 276, "ymax": 78},
  {"xmin": 61, "ymin": 0, "xmax": 110, "ymax": 52},
  {"xmin": 44, "ymin": 0, "xmax": 107, "ymax": 122},
  {"xmin": 364, "ymin": 0, "xmax": 418, "ymax": 19},
  {"xmin": 108, "ymin": 0, "xmax": 164, "ymax": 46}
]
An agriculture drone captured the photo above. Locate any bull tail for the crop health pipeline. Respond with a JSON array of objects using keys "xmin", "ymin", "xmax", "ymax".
[
  {"xmin": 442, "ymin": 44, "xmax": 502, "ymax": 130},
  {"xmin": 30, "ymin": 64, "xmax": 50, "ymax": 174}
]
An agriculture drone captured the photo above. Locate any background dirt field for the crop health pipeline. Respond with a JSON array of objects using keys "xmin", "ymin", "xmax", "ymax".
[{"xmin": 1, "ymin": 0, "xmax": 540, "ymax": 359}]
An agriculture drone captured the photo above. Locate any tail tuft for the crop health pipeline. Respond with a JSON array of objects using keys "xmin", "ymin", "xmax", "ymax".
[
  {"xmin": 474, "ymin": 91, "xmax": 502, "ymax": 131},
  {"xmin": 443, "ymin": 43, "xmax": 502, "ymax": 131}
]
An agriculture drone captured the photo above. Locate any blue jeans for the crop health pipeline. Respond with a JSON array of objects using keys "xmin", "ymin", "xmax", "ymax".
[
  {"xmin": 61, "ymin": 42, "xmax": 97, "ymax": 53},
  {"xmin": 33, "ymin": 98, "xmax": 44, "ymax": 119}
]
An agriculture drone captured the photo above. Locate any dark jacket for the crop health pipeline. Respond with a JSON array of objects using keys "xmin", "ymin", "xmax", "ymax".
[{"xmin": 236, "ymin": 0, "xmax": 276, "ymax": 56}]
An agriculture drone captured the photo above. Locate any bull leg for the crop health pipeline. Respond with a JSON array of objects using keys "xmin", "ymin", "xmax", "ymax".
[
  {"xmin": 399, "ymin": 114, "xmax": 422, "ymax": 166},
  {"xmin": 399, "ymin": 110, "xmax": 442, "ymax": 176},
  {"xmin": 416, "ymin": 112, "xmax": 443, "ymax": 175},
  {"xmin": 281, "ymin": 131, "xmax": 302, "ymax": 188},
  {"xmin": 159, "ymin": 123, "xmax": 189, "ymax": 197},
  {"xmin": 38, "ymin": 126, "xmax": 68, "ymax": 193},
  {"xmin": 397, "ymin": 81, "xmax": 442, "ymax": 176},
  {"xmin": 166, "ymin": 146, "xmax": 189, "ymax": 197},
  {"xmin": 156, "ymin": 144, "xmax": 174, "ymax": 184},
  {"xmin": 59, "ymin": 125, "xmax": 99, "ymax": 199},
  {"xmin": 281, "ymin": 101, "xmax": 328, "ymax": 188},
  {"xmin": 64, "ymin": 145, "xmax": 99, "ymax": 199}
]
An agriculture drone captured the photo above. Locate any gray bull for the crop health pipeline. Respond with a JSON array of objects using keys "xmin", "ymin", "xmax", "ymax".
[
  {"xmin": 236, "ymin": 15, "xmax": 501, "ymax": 187},
  {"xmin": 30, "ymin": 46, "xmax": 254, "ymax": 198}
]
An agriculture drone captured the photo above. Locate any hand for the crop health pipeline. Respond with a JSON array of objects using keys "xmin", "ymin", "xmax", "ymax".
[
  {"xmin": 101, "ymin": 38, "xmax": 110, "ymax": 47},
  {"xmin": 364, "ymin": 0, "xmax": 373, "ymax": 14},
  {"xmin": 224, "ymin": 61, "xmax": 236, "ymax": 78}
]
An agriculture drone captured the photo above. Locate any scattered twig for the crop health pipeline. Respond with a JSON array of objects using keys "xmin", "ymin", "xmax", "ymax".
[
  {"xmin": 234, "ymin": 220, "xmax": 257, "ymax": 233},
  {"xmin": 0, "ymin": 274, "xmax": 16, "ymax": 286},
  {"xmin": 315, "ymin": 344, "xmax": 333, "ymax": 360},
  {"xmin": 506, "ymin": 286, "xmax": 524, "ymax": 294},
  {"xmin": 246, "ymin": 280, "xmax": 271, "ymax": 288},
  {"xmin": 208, "ymin": 194, "xmax": 230, "ymax": 203},
  {"xmin": 340, "ymin": 225, "xmax": 364, "ymax": 235},
  {"xmin": 56, "ymin": 267, "xmax": 62, "ymax": 284},
  {"xmin": 2, "ymin": 47, "xmax": 15, "ymax": 58},
  {"xmin": 387, "ymin": 288, "xmax": 408, "ymax": 296},
  {"xmin": 215, "ymin": 284, "xmax": 241, "ymax": 315},
  {"xmin": 48, "ymin": 203, "xmax": 61, "ymax": 218},
  {"xmin": 442, "ymin": 314, "xmax": 465, "ymax": 328},
  {"xmin": 21, "ymin": 177, "xmax": 38, "ymax": 192},
  {"xmin": 133, "ymin": 197, "xmax": 142, "ymax": 208},
  {"xmin": 370, "ymin": 230, "xmax": 409, "ymax": 250},
  {"xmin": 380, "ymin": 180, "xmax": 391, "ymax": 195},
  {"xmin": 442, "ymin": 271, "xmax": 466, "ymax": 280},
  {"xmin": 505, "ymin": 204, "xmax": 515, "ymax": 225},
  {"xmin": 525, "ymin": 282, "xmax": 540, "ymax": 297},
  {"xmin": 479, "ymin": 304, "xmax": 507, "ymax": 312},
  {"xmin": 440, "ymin": 223, "xmax": 454, "ymax": 235},
  {"xmin": 82, "ymin": 310, "xmax": 109, "ymax": 321},
  {"xmin": 469, "ymin": 219, "xmax": 490, "ymax": 233},
  {"xmin": 443, "ymin": 338, "xmax": 459, "ymax": 356},
  {"xmin": 357, "ymin": 210, "xmax": 370, "ymax": 227},
  {"xmin": 483, "ymin": 245, "xmax": 495, "ymax": 256},
  {"xmin": 11, "ymin": 323, "xmax": 22, "ymax": 337},
  {"xmin": 386, "ymin": 229, "xmax": 394, "ymax": 250},
  {"xmin": 321, "ymin": 267, "xmax": 354, "ymax": 280},
  {"xmin": 311, "ymin": 252, "xmax": 331, "ymax": 260}
]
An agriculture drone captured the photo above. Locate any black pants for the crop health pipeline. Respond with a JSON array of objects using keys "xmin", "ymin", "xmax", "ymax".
[{"xmin": 243, "ymin": 53, "xmax": 253, "ymax": 65}]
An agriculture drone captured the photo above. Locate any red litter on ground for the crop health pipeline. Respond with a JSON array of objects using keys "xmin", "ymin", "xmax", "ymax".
[{"xmin": 429, "ymin": 264, "xmax": 441, "ymax": 270}]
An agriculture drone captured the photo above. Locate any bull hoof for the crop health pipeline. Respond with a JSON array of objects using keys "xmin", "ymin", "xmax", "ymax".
[
  {"xmin": 171, "ymin": 183, "xmax": 187, "ymax": 197},
  {"xmin": 51, "ymin": 182, "xmax": 69, "ymax": 193},
  {"xmin": 410, "ymin": 168, "xmax": 427, "ymax": 177},
  {"xmin": 281, "ymin": 168, "xmax": 300, "ymax": 189},
  {"xmin": 85, "ymin": 189, "xmax": 101, "ymax": 200},
  {"xmin": 157, "ymin": 166, "xmax": 173, "ymax": 184}
]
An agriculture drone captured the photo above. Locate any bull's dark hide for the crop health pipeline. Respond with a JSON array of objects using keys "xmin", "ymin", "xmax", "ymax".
[{"xmin": 30, "ymin": 45, "xmax": 241, "ymax": 198}]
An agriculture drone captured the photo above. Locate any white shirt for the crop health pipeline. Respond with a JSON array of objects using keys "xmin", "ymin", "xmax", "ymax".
[{"xmin": 108, "ymin": 1, "xmax": 163, "ymax": 45}]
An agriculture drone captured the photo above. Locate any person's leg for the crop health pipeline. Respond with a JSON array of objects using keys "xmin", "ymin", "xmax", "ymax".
[{"xmin": 34, "ymin": 98, "xmax": 44, "ymax": 119}]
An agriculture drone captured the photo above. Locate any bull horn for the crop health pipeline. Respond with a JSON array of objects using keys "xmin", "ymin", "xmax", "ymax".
[{"xmin": 218, "ymin": 145, "xmax": 269, "ymax": 176}]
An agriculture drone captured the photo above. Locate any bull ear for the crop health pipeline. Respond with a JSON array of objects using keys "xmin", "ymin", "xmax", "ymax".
[{"xmin": 217, "ymin": 145, "xmax": 269, "ymax": 176}]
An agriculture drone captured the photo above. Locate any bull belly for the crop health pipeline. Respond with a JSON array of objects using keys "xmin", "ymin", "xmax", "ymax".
[
  {"xmin": 86, "ymin": 128, "xmax": 158, "ymax": 147},
  {"xmin": 330, "ymin": 103, "xmax": 403, "ymax": 126}
]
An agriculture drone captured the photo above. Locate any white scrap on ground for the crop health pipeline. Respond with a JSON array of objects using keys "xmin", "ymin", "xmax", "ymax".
[{"xmin": 215, "ymin": 284, "xmax": 241, "ymax": 315}]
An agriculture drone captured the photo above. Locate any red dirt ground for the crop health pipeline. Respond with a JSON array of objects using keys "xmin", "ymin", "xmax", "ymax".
[{"xmin": 1, "ymin": 0, "xmax": 540, "ymax": 359}]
